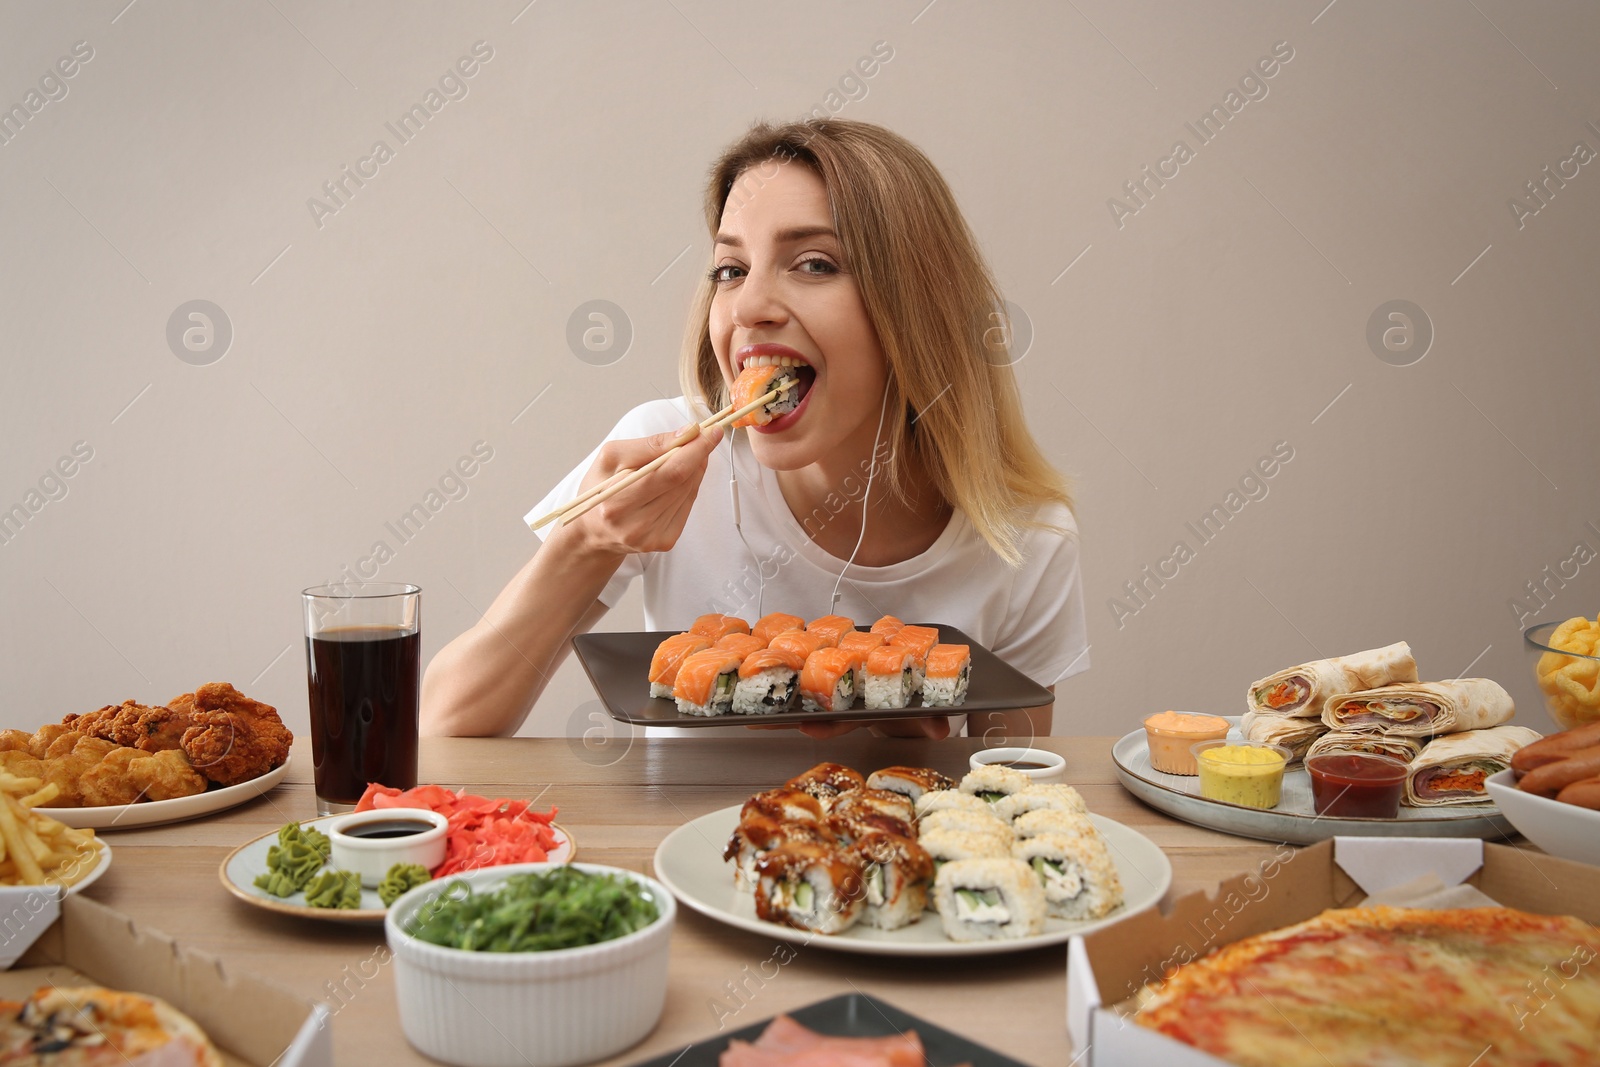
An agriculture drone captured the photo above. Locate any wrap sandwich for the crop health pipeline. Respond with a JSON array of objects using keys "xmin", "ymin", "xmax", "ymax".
[
  {"xmin": 1404, "ymin": 725, "xmax": 1544, "ymax": 806},
  {"xmin": 1322, "ymin": 678, "xmax": 1515, "ymax": 736},
  {"xmin": 1246, "ymin": 642, "xmax": 1417, "ymax": 719},
  {"xmin": 1239, "ymin": 711, "xmax": 1327, "ymax": 762},
  {"xmin": 1304, "ymin": 730, "xmax": 1424, "ymax": 765}
]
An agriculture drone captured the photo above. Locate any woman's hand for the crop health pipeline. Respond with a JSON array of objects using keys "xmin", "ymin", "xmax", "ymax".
[{"xmin": 551, "ymin": 422, "xmax": 723, "ymax": 559}]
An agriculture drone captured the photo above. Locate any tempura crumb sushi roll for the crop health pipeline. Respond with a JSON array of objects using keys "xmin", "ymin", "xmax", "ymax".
[
  {"xmin": 959, "ymin": 765, "xmax": 1033, "ymax": 804},
  {"xmin": 918, "ymin": 828, "xmax": 1012, "ymax": 909},
  {"xmin": 1013, "ymin": 831, "xmax": 1124, "ymax": 920},
  {"xmin": 863, "ymin": 646, "xmax": 918, "ymax": 711},
  {"xmin": 751, "ymin": 611, "xmax": 805, "ymax": 645},
  {"xmin": 921, "ymin": 644, "xmax": 971, "ymax": 708},
  {"xmin": 740, "ymin": 787, "xmax": 825, "ymax": 826},
  {"xmin": 914, "ymin": 789, "xmax": 991, "ymax": 819},
  {"xmin": 714, "ymin": 632, "xmax": 766, "ymax": 660},
  {"xmin": 799, "ymin": 647, "xmax": 859, "ymax": 714},
  {"xmin": 672, "ymin": 649, "xmax": 742, "ymax": 716},
  {"xmin": 754, "ymin": 842, "xmax": 865, "ymax": 934},
  {"xmin": 933, "ymin": 858, "xmax": 1047, "ymax": 941},
  {"xmin": 688, "ymin": 613, "xmax": 750, "ymax": 641},
  {"xmin": 730, "ymin": 362, "xmax": 805, "ymax": 428},
  {"xmin": 993, "ymin": 783, "xmax": 1089, "ymax": 822},
  {"xmin": 806, "ymin": 615, "xmax": 856, "ymax": 648},
  {"xmin": 918, "ymin": 808, "xmax": 1014, "ymax": 840},
  {"xmin": 732, "ymin": 647, "xmax": 804, "ymax": 715},
  {"xmin": 1012, "ymin": 808, "xmax": 1096, "ymax": 840},
  {"xmin": 838, "ymin": 630, "xmax": 887, "ymax": 657},
  {"xmin": 723, "ymin": 812, "xmax": 830, "ymax": 891},
  {"xmin": 849, "ymin": 832, "xmax": 933, "ymax": 930},
  {"xmin": 785, "ymin": 762, "xmax": 865, "ymax": 804},
  {"xmin": 648, "ymin": 633, "xmax": 711, "ymax": 698},
  {"xmin": 867, "ymin": 766, "xmax": 957, "ymax": 805},
  {"xmin": 869, "ymin": 615, "xmax": 906, "ymax": 640},
  {"xmin": 770, "ymin": 630, "xmax": 829, "ymax": 661}
]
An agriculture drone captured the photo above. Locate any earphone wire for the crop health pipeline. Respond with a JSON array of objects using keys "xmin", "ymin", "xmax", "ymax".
[
  {"xmin": 831, "ymin": 381, "xmax": 893, "ymax": 612},
  {"xmin": 728, "ymin": 424, "xmax": 765, "ymax": 617}
]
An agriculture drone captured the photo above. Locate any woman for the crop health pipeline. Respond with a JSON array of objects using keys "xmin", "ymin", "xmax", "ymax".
[{"xmin": 422, "ymin": 119, "xmax": 1087, "ymax": 740}]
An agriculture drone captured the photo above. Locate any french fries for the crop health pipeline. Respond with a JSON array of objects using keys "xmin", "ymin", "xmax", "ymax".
[{"xmin": 0, "ymin": 771, "xmax": 102, "ymax": 888}]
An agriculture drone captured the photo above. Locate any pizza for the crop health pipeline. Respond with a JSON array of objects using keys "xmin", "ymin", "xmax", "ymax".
[
  {"xmin": 0, "ymin": 987, "xmax": 221, "ymax": 1066},
  {"xmin": 1135, "ymin": 907, "xmax": 1600, "ymax": 1067}
]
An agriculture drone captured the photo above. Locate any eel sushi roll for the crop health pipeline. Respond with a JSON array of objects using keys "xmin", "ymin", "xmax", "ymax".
[
  {"xmin": 732, "ymin": 647, "xmax": 805, "ymax": 715},
  {"xmin": 770, "ymin": 629, "xmax": 829, "ymax": 661},
  {"xmin": 740, "ymin": 787, "xmax": 826, "ymax": 826},
  {"xmin": 689, "ymin": 613, "xmax": 750, "ymax": 641},
  {"xmin": 869, "ymin": 615, "xmax": 906, "ymax": 640},
  {"xmin": 672, "ymin": 648, "xmax": 743, "ymax": 716},
  {"xmin": 921, "ymin": 644, "xmax": 971, "ymax": 708},
  {"xmin": 933, "ymin": 857, "xmax": 1047, "ymax": 941},
  {"xmin": 913, "ymin": 789, "xmax": 991, "ymax": 819},
  {"xmin": 866, "ymin": 766, "xmax": 957, "ymax": 805},
  {"xmin": 863, "ymin": 646, "xmax": 919, "ymax": 711},
  {"xmin": 831, "ymin": 787, "xmax": 916, "ymax": 825},
  {"xmin": 753, "ymin": 841, "xmax": 865, "ymax": 934},
  {"xmin": 827, "ymin": 789, "xmax": 915, "ymax": 844},
  {"xmin": 917, "ymin": 808, "xmax": 1014, "ymax": 840},
  {"xmin": 730, "ymin": 362, "xmax": 806, "ymax": 428},
  {"xmin": 838, "ymin": 630, "xmax": 887, "ymax": 657},
  {"xmin": 1014, "ymin": 830, "xmax": 1124, "ymax": 920},
  {"xmin": 849, "ymin": 831, "xmax": 934, "ymax": 930},
  {"xmin": 751, "ymin": 611, "xmax": 805, "ymax": 645},
  {"xmin": 785, "ymin": 762, "xmax": 866, "ymax": 805},
  {"xmin": 959, "ymin": 764, "xmax": 1033, "ymax": 805},
  {"xmin": 723, "ymin": 811, "xmax": 829, "ymax": 891},
  {"xmin": 648, "ymin": 633, "xmax": 711, "ymax": 698},
  {"xmin": 799, "ymin": 648, "xmax": 859, "ymax": 714},
  {"xmin": 805, "ymin": 614, "xmax": 856, "ymax": 648},
  {"xmin": 993, "ymin": 783, "xmax": 1089, "ymax": 822},
  {"xmin": 1012, "ymin": 808, "xmax": 1096, "ymax": 840}
]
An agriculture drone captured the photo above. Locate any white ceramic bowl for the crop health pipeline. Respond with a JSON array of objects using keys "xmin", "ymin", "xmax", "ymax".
[
  {"xmin": 968, "ymin": 746, "xmax": 1066, "ymax": 782},
  {"xmin": 386, "ymin": 862, "xmax": 675, "ymax": 1067},
  {"xmin": 1485, "ymin": 769, "xmax": 1600, "ymax": 867},
  {"xmin": 327, "ymin": 807, "xmax": 448, "ymax": 887}
]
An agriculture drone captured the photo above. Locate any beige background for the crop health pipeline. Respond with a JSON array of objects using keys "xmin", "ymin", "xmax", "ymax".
[{"xmin": 2, "ymin": 0, "xmax": 1596, "ymax": 742}]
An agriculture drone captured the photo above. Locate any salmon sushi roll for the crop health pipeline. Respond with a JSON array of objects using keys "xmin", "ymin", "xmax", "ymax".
[
  {"xmin": 672, "ymin": 648, "xmax": 743, "ymax": 716},
  {"xmin": 805, "ymin": 615, "xmax": 856, "ymax": 647},
  {"xmin": 648, "ymin": 633, "xmax": 711, "ymax": 698},
  {"xmin": 800, "ymin": 647, "xmax": 859, "ymax": 713},
  {"xmin": 730, "ymin": 362, "xmax": 806, "ymax": 428},
  {"xmin": 863, "ymin": 645, "xmax": 918, "ymax": 710},
  {"xmin": 688, "ymin": 613, "xmax": 749, "ymax": 641},
  {"xmin": 751, "ymin": 611, "xmax": 805, "ymax": 645},
  {"xmin": 714, "ymin": 632, "xmax": 766, "ymax": 660},
  {"xmin": 870, "ymin": 615, "xmax": 906, "ymax": 640},
  {"xmin": 838, "ymin": 630, "xmax": 887, "ymax": 657},
  {"xmin": 889, "ymin": 625, "xmax": 940, "ymax": 691},
  {"xmin": 770, "ymin": 630, "xmax": 828, "ymax": 660},
  {"xmin": 922, "ymin": 643, "xmax": 971, "ymax": 707},
  {"xmin": 732, "ymin": 647, "xmax": 805, "ymax": 715}
]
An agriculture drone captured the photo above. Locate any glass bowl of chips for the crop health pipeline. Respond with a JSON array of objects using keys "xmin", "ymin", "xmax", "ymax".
[{"xmin": 1525, "ymin": 616, "xmax": 1600, "ymax": 730}]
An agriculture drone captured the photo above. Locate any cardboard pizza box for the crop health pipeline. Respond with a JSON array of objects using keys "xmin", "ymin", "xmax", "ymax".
[
  {"xmin": 0, "ymin": 887, "xmax": 330, "ymax": 1067},
  {"xmin": 1066, "ymin": 837, "xmax": 1600, "ymax": 1067}
]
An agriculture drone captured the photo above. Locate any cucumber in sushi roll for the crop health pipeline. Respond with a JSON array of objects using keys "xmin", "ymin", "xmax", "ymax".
[
  {"xmin": 1013, "ymin": 830, "xmax": 1124, "ymax": 920},
  {"xmin": 933, "ymin": 857, "xmax": 1047, "ymax": 941}
]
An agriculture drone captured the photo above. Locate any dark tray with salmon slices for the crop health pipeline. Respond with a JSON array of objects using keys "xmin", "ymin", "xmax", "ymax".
[
  {"xmin": 572, "ymin": 623, "xmax": 1052, "ymax": 728},
  {"xmin": 626, "ymin": 991, "xmax": 1030, "ymax": 1066}
]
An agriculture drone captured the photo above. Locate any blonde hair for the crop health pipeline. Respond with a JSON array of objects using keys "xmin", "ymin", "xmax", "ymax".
[{"xmin": 680, "ymin": 119, "xmax": 1072, "ymax": 564}]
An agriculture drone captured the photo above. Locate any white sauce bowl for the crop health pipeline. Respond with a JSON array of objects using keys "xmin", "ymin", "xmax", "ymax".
[
  {"xmin": 326, "ymin": 807, "xmax": 448, "ymax": 888},
  {"xmin": 969, "ymin": 746, "xmax": 1067, "ymax": 782}
]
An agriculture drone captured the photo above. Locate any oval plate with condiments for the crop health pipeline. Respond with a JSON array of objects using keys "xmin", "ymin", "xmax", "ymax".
[
  {"xmin": 1112, "ymin": 718, "xmax": 1513, "ymax": 844},
  {"xmin": 218, "ymin": 814, "xmax": 575, "ymax": 923}
]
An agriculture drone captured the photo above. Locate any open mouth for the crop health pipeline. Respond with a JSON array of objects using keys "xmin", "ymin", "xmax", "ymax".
[{"xmin": 737, "ymin": 351, "xmax": 817, "ymax": 430}]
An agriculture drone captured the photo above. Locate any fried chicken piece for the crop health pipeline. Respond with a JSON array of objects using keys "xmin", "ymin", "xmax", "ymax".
[
  {"xmin": 164, "ymin": 683, "xmax": 292, "ymax": 787},
  {"xmin": 60, "ymin": 701, "xmax": 184, "ymax": 751},
  {"xmin": 30, "ymin": 722, "xmax": 78, "ymax": 756},
  {"xmin": 0, "ymin": 731, "xmax": 33, "ymax": 754},
  {"xmin": 80, "ymin": 748, "xmax": 207, "ymax": 806}
]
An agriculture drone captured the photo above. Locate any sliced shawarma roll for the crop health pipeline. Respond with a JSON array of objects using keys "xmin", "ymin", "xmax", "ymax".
[
  {"xmin": 1404, "ymin": 725, "xmax": 1544, "ymax": 806},
  {"xmin": 1322, "ymin": 678, "xmax": 1515, "ymax": 736},
  {"xmin": 1304, "ymin": 729, "xmax": 1424, "ymax": 764},
  {"xmin": 1246, "ymin": 642, "xmax": 1417, "ymax": 719},
  {"xmin": 1238, "ymin": 711, "xmax": 1328, "ymax": 762}
]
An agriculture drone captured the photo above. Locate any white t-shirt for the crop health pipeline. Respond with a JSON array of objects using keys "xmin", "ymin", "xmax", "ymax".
[{"xmin": 526, "ymin": 397, "xmax": 1089, "ymax": 735}]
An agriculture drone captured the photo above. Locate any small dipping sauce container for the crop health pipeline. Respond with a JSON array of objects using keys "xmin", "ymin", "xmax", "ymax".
[
  {"xmin": 327, "ymin": 807, "xmax": 448, "ymax": 888},
  {"xmin": 1143, "ymin": 712, "xmax": 1231, "ymax": 775},
  {"xmin": 1192, "ymin": 741, "xmax": 1290, "ymax": 809},
  {"xmin": 969, "ymin": 746, "xmax": 1067, "ymax": 782},
  {"xmin": 1306, "ymin": 752, "xmax": 1410, "ymax": 818}
]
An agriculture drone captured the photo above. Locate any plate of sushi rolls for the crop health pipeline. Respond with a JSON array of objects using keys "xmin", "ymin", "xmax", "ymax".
[
  {"xmin": 651, "ymin": 761, "xmax": 1172, "ymax": 956},
  {"xmin": 572, "ymin": 613, "xmax": 1054, "ymax": 727}
]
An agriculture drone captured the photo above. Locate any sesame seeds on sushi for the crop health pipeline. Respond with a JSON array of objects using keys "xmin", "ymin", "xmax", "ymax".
[
  {"xmin": 959, "ymin": 764, "xmax": 1033, "ymax": 804},
  {"xmin": 932, "ymin": 857, "xmax": 1047, "ymax": 941}
]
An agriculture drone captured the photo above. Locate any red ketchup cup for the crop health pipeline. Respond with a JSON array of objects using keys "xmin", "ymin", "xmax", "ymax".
[{"xmin": 1306, "ymin": 752, "xmax": 1410, "ymax": 818}]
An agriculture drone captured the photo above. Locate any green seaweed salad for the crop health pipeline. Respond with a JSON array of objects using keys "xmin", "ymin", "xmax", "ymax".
[{"xmin": 406, "ymin": 867, "xmax": 659, "ymax": 952}]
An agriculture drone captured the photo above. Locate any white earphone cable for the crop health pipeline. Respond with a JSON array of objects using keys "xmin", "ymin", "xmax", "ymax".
[{"xmin": 831, "ymin": 381, "xmax": 893, "ymax": 612}]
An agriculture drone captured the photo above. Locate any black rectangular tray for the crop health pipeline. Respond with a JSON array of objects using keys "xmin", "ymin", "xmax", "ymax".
[
  {"xmin": 626, "ymin": 991, "xmax": 1031, "ymax": 1066},
  {"xmin": 573, "ymin": 624, "xmax": 1052, "ymax": 728}
]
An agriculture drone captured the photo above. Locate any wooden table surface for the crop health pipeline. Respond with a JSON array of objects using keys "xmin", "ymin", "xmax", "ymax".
[{"xmin": 81, "ymin": 735, "xmax": 1395, "ymax": 1066}]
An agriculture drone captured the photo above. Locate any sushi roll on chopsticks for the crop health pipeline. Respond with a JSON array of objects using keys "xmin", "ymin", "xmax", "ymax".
[
  {"xmin": 1013, "ymin": 830, "xmax": 1123, "ymax": 920},
  {"xmin": 648, "ymin": 633, "xmax": 710, "ymax": 698},
  {"xmin": 921, "ymin": 644, "xmax": 971, "ymax": 707},
  {"xmin": 799, "ymin": 648, "xmax": 859, "ymax": 714},
  {"xmin": 849, "ymin": 832, "xmax": 934, "ymax": 930},
  {"xmin": 754, "ymin": 842, "xmax": 865, "ymax": 934},
  {"xmin": 751, "ymin": 611, "xmax": 805, "ymax": 645},
  {"xmin": 672, "ymin": 649, "xmax": 742, "ymax": 716},
  {"xmin": 731, "ymin": 362, "xmax": 806, "ymax": 428},
  {"xmin": 732, "ymin": 648, "xmax": 805, "ymax": 715},
  {"xmin": 863, "ymin": 646, "xmax": 918, "ymax": 710},
  {"xmin": 933, "ymin": 858, "xmax": 1047, "ymax": 941}
]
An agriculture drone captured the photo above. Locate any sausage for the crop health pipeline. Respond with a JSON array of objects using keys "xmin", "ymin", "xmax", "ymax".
[
  {"xmin": 1511, "ymin": 721, "xmax": 1600, "ymax": 774},
  {"xmin": 1554, "ymin": 776, "xmax": 1600, "ymax": 811},
  {"xmin": 1516, "ymin": 745, "xmax": 1600, "ymax": 797}
]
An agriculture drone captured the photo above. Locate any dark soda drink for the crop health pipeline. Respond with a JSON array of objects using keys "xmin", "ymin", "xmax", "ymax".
[{"xmin": 306, "ymin": 625, "xmax": 419, "ymax": 806}]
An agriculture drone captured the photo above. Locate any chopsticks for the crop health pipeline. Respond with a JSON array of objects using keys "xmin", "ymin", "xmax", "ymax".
[{"xmin": 526, "ymin": 386, "xmax": 785, "ymax": 531}]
